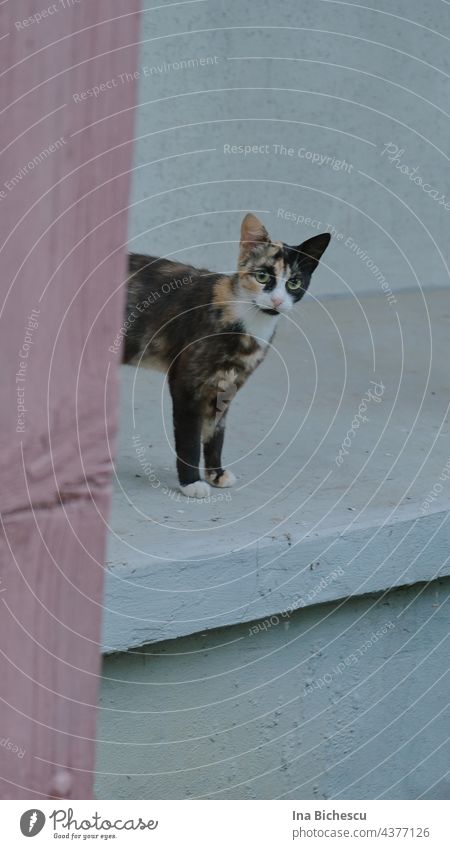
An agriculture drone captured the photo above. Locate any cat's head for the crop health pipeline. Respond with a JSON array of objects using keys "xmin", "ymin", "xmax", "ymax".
[{"xmin": 237, "ymin": 213, "xmax": 330, "ymax": 315}]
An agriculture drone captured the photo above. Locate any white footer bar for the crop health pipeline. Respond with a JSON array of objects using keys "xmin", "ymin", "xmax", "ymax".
[{"xmin": 1, "ymin": 799, "xmax": 446, "ymax": 847}]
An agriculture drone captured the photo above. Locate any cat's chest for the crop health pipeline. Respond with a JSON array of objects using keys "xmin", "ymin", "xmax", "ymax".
[
  {"xmin": 235, "ymin": 310, "xmax": 276, "ymax": 372},
  {"xmin": 239, "ymin": 308, "xmax": 278, "ymax": 350}
]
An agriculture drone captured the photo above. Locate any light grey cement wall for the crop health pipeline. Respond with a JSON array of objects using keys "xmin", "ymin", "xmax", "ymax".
[
  {"xmin": 127, "ymin": 0, "xmax": 450, "ymax": 299},
  {"xmin": 95, "ymin": 576, "xmax": 450, "ymax": 800},
  {"xmin": 95, "ymin": 1, "xmax": 450, "ymax": 801}
]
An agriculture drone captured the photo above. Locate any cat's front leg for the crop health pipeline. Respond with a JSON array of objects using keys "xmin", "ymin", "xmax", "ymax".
[
  {"xmin": 203, "ymin": 413, "xmax": 236, "ymax": 489},
  {"xmin": 170, "ymin": 379, "xmax": 210, "ymax": 498}
]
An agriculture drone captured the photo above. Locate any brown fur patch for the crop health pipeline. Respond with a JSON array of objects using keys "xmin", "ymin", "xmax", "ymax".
[
  {"xmin": 238, "ymin": 240, "xmax": 286, "ymax": 294},
  {"xmin": 238, "ymin": 271, "xmax": 260, "ymax": 295},
  {"xmin": 268, "ymin": 240, "xmax": 283, "ymax": 256},
  {"xmin": 212, "ymin": 276, "xmax": 236, "ymax": 323}
]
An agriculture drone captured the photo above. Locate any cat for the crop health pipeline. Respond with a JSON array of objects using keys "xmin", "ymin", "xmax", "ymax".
[{"xmin": 123, "ymin": 213, "xmax": 330, "ymax": 498}]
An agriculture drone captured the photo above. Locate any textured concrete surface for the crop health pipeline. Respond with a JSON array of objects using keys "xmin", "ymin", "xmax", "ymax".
[
  {"xmin": 104, "ymin": 509, "xmax": 450, "ymax": 652},
  {"xmin": 95, "ymin": 577, "xmax": 450, "ymax": 800},
  {"xmin": 109, "ymin": 288, "xmax": 448, "ymax": 558},
  {"xmin": 103, "ymin": 289, "xmax": 450, "ymax": 649},
  {"xmin": 96, "ymin": 0, "xmax": 450, "ymax": 801}
]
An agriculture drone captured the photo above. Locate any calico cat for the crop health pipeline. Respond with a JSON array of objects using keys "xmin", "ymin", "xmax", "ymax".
[{"xmin": 123, "ymin": 214, "xmax": 330, "ymax": 498}]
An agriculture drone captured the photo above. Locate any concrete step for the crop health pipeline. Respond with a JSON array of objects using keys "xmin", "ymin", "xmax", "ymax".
[{"xmin": 103, "ymin": 289, "xmax": 450, "ymax": 652}]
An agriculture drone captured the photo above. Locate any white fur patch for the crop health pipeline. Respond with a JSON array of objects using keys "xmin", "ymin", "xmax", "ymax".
[
  {"xmin": 236, "ymin": 297, "xmax": 279, "ymax": 347},
  {"xmin": 206, "ymin": 469, "xmax": 236, "ymax": 488},
  {"xmin": 202, "ymin": 419, "xmax": 216, "ymax": 443},
  {"xmin": 180, "ymin": 480, "xmax": 211, "ymax": 499}
]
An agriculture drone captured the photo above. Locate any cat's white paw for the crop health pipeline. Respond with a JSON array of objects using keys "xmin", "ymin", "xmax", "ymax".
[
  {"xmin": 206, "ymin": 469, "xmax": 236, "ymax": 488},
  {"xmin": 180, "ymin": 480, "xmax": 211, "ymax": 499}
]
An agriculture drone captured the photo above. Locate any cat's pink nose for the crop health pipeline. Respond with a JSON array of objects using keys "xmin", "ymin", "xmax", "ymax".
[{"xmin": 271, "ymin": 295, "xmax": 283, "ymax": 308}]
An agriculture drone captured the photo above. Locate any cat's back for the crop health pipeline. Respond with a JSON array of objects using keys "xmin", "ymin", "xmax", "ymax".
[
  {"xmin": 123, "ymin": 252, "xmax": 227, "ymax": 366},
  {"xmin": 127, "ymin": 252, "xmax": 224, "ymax": 300},
  {"xmin": 127, "ymin": 253, "xmax": 201, "ymax": 299}
]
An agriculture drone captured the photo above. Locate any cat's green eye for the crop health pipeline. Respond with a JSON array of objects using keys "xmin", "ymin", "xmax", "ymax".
[
  {"xmin": 255, "ymin": 270, "xmax": 270, "ymax": 284},
  {"xmin": 287, "ymin": 278, "xmax": 303, "ymax": 291}
]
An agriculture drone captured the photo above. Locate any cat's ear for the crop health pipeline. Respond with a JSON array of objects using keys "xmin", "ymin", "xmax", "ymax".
[
  {"xmin": 239, "ymin": 213, "xmax": 270, "ymax": 258},
  {"xmin": 295, "ymin": 233, "xmax": 331, "ymax": 275}
]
